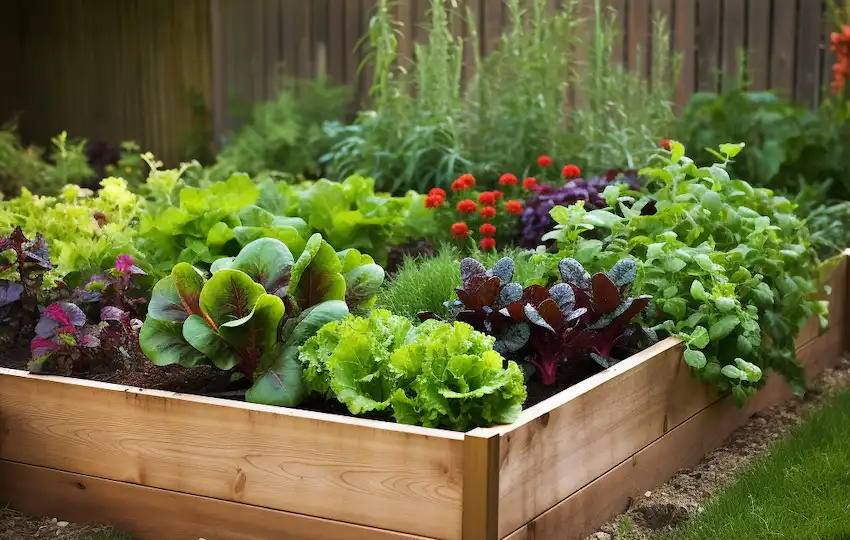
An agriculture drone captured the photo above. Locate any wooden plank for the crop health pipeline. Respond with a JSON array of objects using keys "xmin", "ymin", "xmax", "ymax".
[
  {"xmin": 492, "ymin": 338, "xmax": 719, "ymax": 538},
  {"xmin": 722, "ymin": 0, "xmax": 746, "ymax": 90},
  {"xmin": 0, "ymin": 461, "xmax": 431, "ymax": 540},
  {"xmin": 462, "ymin": 430, "xmax": 501, "ymax": 540},
  {"xmin": 264, "ymin": 0, "xmax": 282, "ymax": 96},
  {"xmin": 604, "ymin": 0, "xmax": 626, "ymax": 65},
  {"xmin": 796, "ymin": 0, "xmax": 825, "ymax": 106},
  {"xmin": 770, "ymin": 0, "xmax": 798, "ymax": 97},
  {"xmin": 0, "ymin": 370, "xmax": 464, "ymax": 540},
  {"xmin": 674, "ymin": 0, "xmax": 697, "ymax": 107},
  {"xmin": 482, "ymin": 0, "xmax": 503, "ymax": 56},
  {"xmin": 360, "ymin": 0, "xmax": 377, "ymax": 107},
  {"xmin": 627, "ymin": 0, "xmax": 650, "ymax": 75},
  {"xmin": 327, "ymin": 0, "xmax": 347, "ymax": 85},
  {"xmin": 344, "ymin": 0, "xmax": 363, "ymax": 95},
  {"xmin": 502, "ymin": 324, "xmax": 847, "ymax": 540},
  {"xmin": 747, "ymin": 0, "xmax": 772, "ymax": 90},
  {"xmin": 313, "ymin": 0, "xmax": 330, "ymax": 77},
  {"xmin": 696, "ymin": 0, "xmax": 721, "ymax": 92}
]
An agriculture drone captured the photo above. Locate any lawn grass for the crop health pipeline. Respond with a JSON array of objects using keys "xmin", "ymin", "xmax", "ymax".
[
  {"xmin": 667, "ymin": 389, "xmax": 850, "ymax": 540},
  {"xmin": 83, "ymin": 529, "xmax": 132, "ymax": 540}
]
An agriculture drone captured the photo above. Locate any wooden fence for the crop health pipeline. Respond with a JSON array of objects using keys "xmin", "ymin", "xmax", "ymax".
[{"xmin": 1, "ymin": 0, "xmax": 841, "ymax": 165}]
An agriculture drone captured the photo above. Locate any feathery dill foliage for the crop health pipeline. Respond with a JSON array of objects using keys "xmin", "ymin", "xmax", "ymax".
[
  {"xmin": 376, "ymin": 245, "xmax": 544, "ymax": 320},
  {"xmin": 327, "ymin": 0, "xmax": 677, "ymax": 194}
]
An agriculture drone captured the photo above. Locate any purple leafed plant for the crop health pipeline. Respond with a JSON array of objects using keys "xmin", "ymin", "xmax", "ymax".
[
  {"xmin": 82, "ymin": 254, "xmax": 148, "ymax": 317},
  {"xmin": 29, "ymin": 301, "xmax": 102, "ymax": 373},
  {"xmin": 0, "ymin": 227, "xmax": 53, "ymax": 341},
  {"xmin": 520, "ymin": 170, "xmax": 641, "ymax": 247}
]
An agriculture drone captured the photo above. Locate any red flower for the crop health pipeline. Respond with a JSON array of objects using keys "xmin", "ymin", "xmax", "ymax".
[
  {"xmin": 428, "ymin": 188, "xmax": 447, "ymax": 199},
  {"xmin": 561, "ymin": 164, "xmax": 581, "ymax": 179},
  {"xmin": 660, "ymin": 138, "xmax": 671, "ymax": 151},
  {"xmin": 478, "ymin": 191, "xmax": 497, "ymax": 206},
  {"xmin": 492, "ymin": 190, "xmax": 504, "ymax": 199},
  {"xmin": 424, "ymin": 195, "xmax": 443, "ymax": 208},
  {"xmin": 499, "ymin": 173, "xmax": 518, "ymax": 186},
  {"xmin": 505, "ymin": 200, "xmax": 523, "ymax": 215},
  {"xmin": 479, "ymin": 223, "xmax": 497, "ymax": 236},
  {"xmin": 450, "ymin": 222, "xmax": 470, "ymax": 239},
  {"xmin": 451, "ymin": 179, "xmax": 467, "ymax": 192},
  {"xmin": 537, "ymin": 155, "xmax": 552, "ymax": 168},
  {"xmin": 480, "ymin": 237, "xmax": 496, "ymax": 251},
  {"xmin": 456, "ymin": 199, "xmax": 478, "ymax": 213},
  {"xmin": 522, "ymin": 177, "xmax": 537, "ymax": 190},
  {"xmin": 480, "ymin": 206, "xmax": 497, "ymax": 220},
  {"xmin": 458, "ymin": 174, "xmax": 476, "ymax": 188}
]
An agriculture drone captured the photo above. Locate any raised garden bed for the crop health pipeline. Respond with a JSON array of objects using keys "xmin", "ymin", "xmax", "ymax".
[{"xmin": 1, "ymin": 254, "xmax": 847, "ymax": 540}]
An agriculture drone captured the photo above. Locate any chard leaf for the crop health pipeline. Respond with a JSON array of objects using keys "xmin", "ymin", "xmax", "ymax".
[
  {"xmin": 228, "ymin": 237, "xmax": 294, "ymax": 297},
  {"xmin": 247, "ymin": 345, "xmax": 308, "ymax": 407},
  {"xmin": 140, "ymin": 318, "xmax": 208, "ymax": 367},
  {"xmin": 199, "ymin": 269, "xmax": 267, "ymax": 327},
  {"xmin": 290, "ymin": 234, "xmax": 347, "ymax": 310}
]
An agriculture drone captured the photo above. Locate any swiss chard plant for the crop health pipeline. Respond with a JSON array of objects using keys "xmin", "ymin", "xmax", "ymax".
[
  {"xmin": 139, "ymin": 234, "xmax": 385, "ymax": 406},
  {"xmin": 421, "ymin": 256, "xmax": 654, "ymax": 385},
  {"xmin": 299, "ymin": 309, "xmax": 526, "ymax": 431},
  {"xmin": 541, "ymin": 141, "xmax": 825, "ymax": 404}
]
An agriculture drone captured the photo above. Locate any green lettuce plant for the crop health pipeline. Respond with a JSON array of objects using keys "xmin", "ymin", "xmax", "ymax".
[
  {"xmin": 139, "ymin": 235, "xmax": 384, "ymax": 406},
  {"xmin": 541, "ymin": 142, "xmax": 825, "ymax": 404},
  {"xmin": 299, "ymin": 309, "xmax": 526, "ymax": 431}
]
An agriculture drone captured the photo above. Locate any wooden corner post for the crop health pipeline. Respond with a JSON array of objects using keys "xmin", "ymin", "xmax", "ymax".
[{"xmin": 462, "ymin": 429, "xmax": 501, "ymax": 540}]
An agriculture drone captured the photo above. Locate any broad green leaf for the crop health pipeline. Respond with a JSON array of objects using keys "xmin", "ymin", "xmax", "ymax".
[
  {"xmin": 344, "ymin": 264, "xmax": 385, "ymax": 313},
  {"xmin": 283, "ymin": 300, "xmax": 349, "ymax": 348},
  {"xmin": 182, "ymin": 314, "xmax": 240, "ymax": 370},
  {"xmin": 206, "ymin": 222, "xmax": 235, "ymax": 249},
  {"xmin": 709, "ymin": 314, "xmax": 740, "ymax": 341},
  {"xmin": 720, "ymin": 364, "xmax": 745, "ymax": 380},
  {"xmin": 719, "ymin": 142, "xmax": 745, "ymax": 158},
  {"xmin": 584, "ymin": 209, "xmax": 620, "ymax": 228},
  {"xmin": 238, "ymin": 205, "xmax": 276, "ymax": 228},
  {"xmin": 662, "ymin": 298, "xmax": 687, "ymax": 320},
  {"xmin": 148, "ymin": 263, "xmax": 205, "ymax": 322},
  {"xmin": 689, "ymin": 326, "xmax": 710, "ymax": 349},
  {"xmin": 247, "ymin": 345, "xmax": 308, "ymax": 407},
  {"xmin": 199, "ymin": 269, "xmax": 267, "ymax": 327},
  {"xmin": 139, "ymin": 318, "xmax": 208, "ymax": 367},
  {"xmin": 714, "ymin": 297, "xmax": 736, "ymax": 312},
  {"xmin": 683, "ymin": 349, "xmax": 707, "ymax": 369},
  {"xmin": 690, "ymin": 280, "xmax": 707, "ymax": 301},
  {"xmin": 289, "ymin": 234, "xmax": 346, "ymax": 309},
  {"xmin": 734, "ymin": 358, "xmax": 763, "ymax": 382},
  {"xmin": 229, "ymin": 238, "xmax": 294, "ymax": 296},
  {"xmin": 219, "ymin": 294, "xmax": 285, "ymax": 362}
]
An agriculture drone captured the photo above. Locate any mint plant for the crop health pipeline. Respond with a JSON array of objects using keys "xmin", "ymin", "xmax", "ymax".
[{"xmin": 541, "ymin": 141, "xmax": 825, "ymax": 403}]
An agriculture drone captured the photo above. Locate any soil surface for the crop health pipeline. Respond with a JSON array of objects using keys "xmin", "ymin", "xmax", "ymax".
[
  {"xmin": 0, "ymin": 508, "xmax": 125, "ymax": 540},
  {"xmin": 585, "ymin": 356, "xmax": 850, "ymax": 540}
]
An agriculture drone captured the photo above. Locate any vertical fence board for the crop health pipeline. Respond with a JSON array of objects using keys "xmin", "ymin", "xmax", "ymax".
[
  {"xmin": 747, "ymin": 0, "xmax": 772, "ymax": 90},
  {"xmin": 604, "ymin": 0, "xmax": 627, "ymax": 64},
  {"xmin": 627, "ymin": 0, "xmax": 650, "ymax": 75},
  {"xmin": 796, "ymin": 0, "xmax": 824, "ymax": 106},
  {"xmin": 696, "ymin": 0, "xmax": 722, "ymax": 92},
  {"xmin": 722, "ymin": 0, "xmax": 746, "ymax": 90},
  {"xmin": 771, "ymin": 0, "xmax": 798, "ymax": 96},
  {"xmin": 674, "ymin": 0, "xmax": 697, "ymax": 106},
  {"xmin": 327, "ymin": 0, "xmax": 347, "ymax": 86}
]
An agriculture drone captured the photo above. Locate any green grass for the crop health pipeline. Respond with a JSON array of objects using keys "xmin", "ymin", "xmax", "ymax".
[
  {"xmin": 667, "ymin": 389, "xmax": 850, "ymax": 540},
  {"xmin": 83, "ymin": 530, "xmax": 132, "ymax": 540},
  {"xmin": 376, "ymin": 245, "xmax": 546, "ymax": 320}
]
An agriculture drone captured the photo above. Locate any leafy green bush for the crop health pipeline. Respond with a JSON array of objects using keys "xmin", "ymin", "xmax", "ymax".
[
  {"xmin": 541, "ymin": 142, "xmax": 825, "ymax": 403},
  {"xmin": 140, "ymin": 235, "xmax": 384, "ymax": 406},
  {"xmin": 806, "ymin": 201, "xmax": 850, "ymax": 261},
  {"xmin": 299, "ymin": 309, "xmax": 526, "ymax": 430},
  {"xmin": 324, "ymin": 0, "xmax": 676, "ymax": 194},
  {"xmin": 677, "ymin": 86, "xmax": 850, "ymax": 203},
  {"xmin": 0, "ymin": 126, "xmax": 94, "ymax": 197},
  {"xmin": 0, "ymin": 179, "xmax": 142, "ymax": 285},
  {"xmin": 206, "ymin": 77, "xmax": 352, "ymax": 182}
]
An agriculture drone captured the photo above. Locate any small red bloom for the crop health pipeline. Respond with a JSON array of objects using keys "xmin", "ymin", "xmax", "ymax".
[
  {"xmin": 522, "ymin": 177, "xmax": 537, "ymax": 190},
  {"xmin": 451, "ymin": 179, "xmax": 467, "ymax": 192},
  {"xmin": 505, "ymin": 200, "xmax": 523, "ymax": 215},
  {"xmin": 456, "ymin": 199, "xmax": 478, "ymax": 213},
  {"xmin": 450, "ymin": 222, "xmax": 470, "ymax": 239},
  {"xmin": 537, "ymin": 155, "xmax": 553, "ymax": 168},
  {"xmin": 499, "ymin": 173, "xmax": 518, "ymax": 186},
  {"xmin": 478, "ymin": 191, "xmax": 497, "ymax": 206},
  {"xmin": 480, "ymin": 206, "xmax": 497, "ymax": 220},
  {"xmin": 479, "ymin": 223, "xmax": 497, "ymax": 236},
  {"xmin": 660, "ymin": 138, "xmax": 671, "ymax": 151},
  {"xmin": 428, "ymin": 188, "xmax": 447, "ymax": 199},
  {"xmin": 561, "ymin": 164, "xmax": 581, "ymax": 179},
  {"xmin": 480, "ymin": 237, "xmax": 497, "ymax": 251},
  {"xmin": 458, "ymin": 174, "xmax": 476, "ymax": 188},
  {"xmin": 424, "ymin": 195, "xmax": 443, "ymax": 208},
  {"xmin": 492, "ymin": 190, "xmax": 504, "ymax": 199}
]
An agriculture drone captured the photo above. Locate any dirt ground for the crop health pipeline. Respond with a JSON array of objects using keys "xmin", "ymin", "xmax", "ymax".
[
  {"xmin": 0, "ymin": 508, "xmax": 127, "ymax": 540},
  {"xmin": 586, "ymin": 356, "xmax": 850, "ymax": 540}
]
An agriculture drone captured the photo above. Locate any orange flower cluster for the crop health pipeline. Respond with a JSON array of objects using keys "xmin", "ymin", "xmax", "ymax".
[{"xmin": 832, "ymin": 26, "xmax": 850, "ymax": 96}]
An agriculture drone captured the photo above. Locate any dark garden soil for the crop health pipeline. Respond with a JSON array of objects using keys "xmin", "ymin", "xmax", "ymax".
[
  {"xmin": 585, "ymin": 356, "xmax": 850, "ymax": 540},
  {"xmin": 0, "ymin": 508, "xmax": 127, "ymax": 540}
]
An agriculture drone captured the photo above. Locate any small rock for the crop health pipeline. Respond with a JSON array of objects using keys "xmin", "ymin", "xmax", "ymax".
[
  {"xmin": 644, "ymin": 491, "xmax": 652, "ymax": 497},
  {"xmin": 57, "ymin": 521, "xmax": 69, "ymax": 527},
  {"xmin": 591, "ymin": 533, "xmax": 611, "ymax": 540},
  {"xmin": 50, "ymin": 518, "xmax": 57, "ymax": 524}
]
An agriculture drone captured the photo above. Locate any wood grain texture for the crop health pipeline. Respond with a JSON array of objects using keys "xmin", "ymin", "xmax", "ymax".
[
  {"xmin": 770, "ymin": 0, "xmax": 798, "ymax": 97},
  {"xmin": 493, "ymin": 338, "xmax": 719, "ymax": 538},
  {"xmin": 721, "ymin": 0, "xmax": 746, "ymax": 91},
  {"xmin": 501, "ymin": 323, "xmax": 847, "ymax": 540},
  {"xmin": 463, "ymin": 430, "xmax": 501, "ymax": 540},
  {"xmin": 674, "ymin": 0, "xmax": 697, "ymax": 107},
  {"xmin": 696, "ymin": 0, "xmax": 721, "ymax": 92},
  {"xmin": 0, "ymin": 372, "xmax": 464, "ymax": 540},
  {"xmin": 747, "ymin": 0, "xmax": 772, "ymax": 90},
  {"xmin": 796, "ymin": 0, "xmax": 825, "ymax": 107},
  {"xmin": 0, "ymin": 460, "xmax": 432, "ymax": 540}
]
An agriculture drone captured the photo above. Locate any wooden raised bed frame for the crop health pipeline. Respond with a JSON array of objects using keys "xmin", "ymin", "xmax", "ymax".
[{"xmin": 1, "ymin": 254, "xmax": 847, "ymax": 540}]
